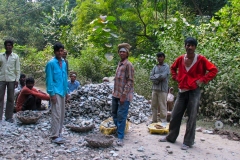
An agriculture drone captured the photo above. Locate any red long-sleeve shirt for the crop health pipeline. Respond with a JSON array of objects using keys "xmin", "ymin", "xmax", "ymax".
[
  {"xmin": 16, "ymin": 86, "xmax": 50, "ymax": 112},
  {"xmin": 171, "ymin": 54, "xmax": 218, "ymax": 90}
]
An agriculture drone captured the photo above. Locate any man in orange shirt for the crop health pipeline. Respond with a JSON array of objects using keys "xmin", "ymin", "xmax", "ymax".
[{"xmin": 15, "ymin": 77, "xmax": 50, "ymax": 112}]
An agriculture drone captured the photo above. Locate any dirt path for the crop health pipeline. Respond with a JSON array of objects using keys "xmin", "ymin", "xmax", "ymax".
[
  {"xmin": 33, "ymin": 84, "xmax": 240, "ymax": 160},
  {"xmin": 115, "ymin": 122, "xmax": 240, "ymax": 160}
]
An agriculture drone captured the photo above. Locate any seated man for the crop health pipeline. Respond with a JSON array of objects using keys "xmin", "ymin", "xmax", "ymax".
[
  {"xmin": 68, "ymin": 73, "xmax": 81, "ymax": 94},
  {"xmin": 15, "ymin": 77, "xmax": 50, "ymax": 112},
  {"xmin": 14, "ymin": 73, "xmax": 26, "ymax": 101}
]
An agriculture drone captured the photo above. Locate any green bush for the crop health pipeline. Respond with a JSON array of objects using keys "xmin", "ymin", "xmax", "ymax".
[
  {"xmin": 20, "ymin": 45, "xmax": 53, "ymax": 83},
  {"xmin": 68, "ymin": 47, "xmax": 115, "ymax": 84},
  {"xmin": 134, "ymin": 10, "xmax": 240, "ymax": 125},
  {"xmin": 18, "ymin": 0, "xmax": 240, "ymax": 125},
  {"xmin": 133, "ymin": 64, "xmax": 152, "ymax": 100}
]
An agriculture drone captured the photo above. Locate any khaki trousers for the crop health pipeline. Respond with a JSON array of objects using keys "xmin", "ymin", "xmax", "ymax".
[
  {"xmin": 0, "ymin": 81, "xmax": 15, "ymax": 120},
  {"xmin": 151, "ymin": 90, "xmax": 167, "ymax": 122},
  {"xmin": 50, "ymin": 94, "xmax": 65, "ymax": 138}
]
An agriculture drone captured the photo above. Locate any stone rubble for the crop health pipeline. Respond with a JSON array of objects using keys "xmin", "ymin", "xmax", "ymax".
[
  {"xmin": 65, "ymin": 83, "xmax": 151, "ymax": 127},
  {"xmin": 0, "ymin": 82, "xmax": 152, "ymax": 160}
]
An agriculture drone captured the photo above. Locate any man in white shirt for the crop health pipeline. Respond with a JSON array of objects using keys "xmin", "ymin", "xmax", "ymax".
[{"xmin": 0, "ymin": 40, "xmax": 20, "ymax": 123}]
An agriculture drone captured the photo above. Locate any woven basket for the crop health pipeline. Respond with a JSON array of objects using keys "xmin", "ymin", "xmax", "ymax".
[
  {"xmin": 148, "ymin": 122, "xmax": 169, "ymax": 134},
  {"xmin": 100, "ymin": 117, "xmax": 129, "ymax": 135},
  {"xmin": 16, "ymin": 111, "xmax": 42, "ymax": 124},
  {"xmin": 66, "ymin": 124, "xmax": 95, "ymax": 132},
  {"xmin": 85, "ymin": 134, "xmax": 114, "ymax": 148}
]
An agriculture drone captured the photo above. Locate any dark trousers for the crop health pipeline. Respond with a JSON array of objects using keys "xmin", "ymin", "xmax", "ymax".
[
  {"xmin": 22, "ymin": 95, "xmax": 41, "ymax": 111},
  {"xmin": 166, "ymin": 88, "xmax": 201, "ymax": 146},
  {"xmin": 0, "ymin": 81, "xmax": 15, "ymax": 120},
  {"xmin": 112, "ymin": 96, "xmax": 130, "ymax": 139}
]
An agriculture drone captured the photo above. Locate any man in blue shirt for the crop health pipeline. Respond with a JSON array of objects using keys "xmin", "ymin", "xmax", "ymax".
[
  {"xmin": 45, "ymin": 42, "xmax": 69, "ymax": 144},
  {"xmin": 68, "ymin": 73, "xmax": 80, "ymax": 94}
]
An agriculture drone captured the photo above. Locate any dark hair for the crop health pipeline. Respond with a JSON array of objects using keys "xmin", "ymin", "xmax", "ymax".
[
  {"xmin": 185, "ymin": 37, "xmax": 198, "ymax": 47},
  {"xmin": 53, "ymin": 42, "xmax": 64, "ymax": 52},
  {"xmin": 26, "ymin": 77, "xmax": 35, "ymax": 84},
  {"xmin": 156, "ymin": 52, "xmax": 165, "ymax": 58},
  {"xmin": 20, "ymin": 73, "xmax": 26, "ymax": 79},
  {"xmin": 4, "ymin": 39, "xmax": 14, "ymax": 46}
]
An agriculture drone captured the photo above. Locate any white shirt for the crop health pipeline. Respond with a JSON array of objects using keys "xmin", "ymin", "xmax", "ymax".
[
  {"xmin": 0, "ymin": 52, "xmax": 20, "ymax": 81},
  {"xmin": 167, "ymin": 93, "xmax": 174, "ymax": 102},
  {"xmin": 179, "ymin": 54, "xmax": 198, "ymax": 92}
]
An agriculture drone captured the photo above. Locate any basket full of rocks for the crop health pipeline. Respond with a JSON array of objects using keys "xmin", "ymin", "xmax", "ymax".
[
  {"xmin": 100, "ymin": 117, "xmax": 129, "ymax": 135},
  {"xmin": 66, "ymin": 119, "xmax": 95, "ymax": 132},
  {"xmin": 85, "ymin": 133, "xmax": 114, "ymax": 148},
  {"xmin": 16, "ymin": 110, "xmax": 42, "ymax": 124}
]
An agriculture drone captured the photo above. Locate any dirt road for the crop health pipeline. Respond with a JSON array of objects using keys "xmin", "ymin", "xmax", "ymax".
[
  {"xmin": 32, "ymin": 84, "xmax": 240, "ymax": 160},
  {"xmin": 115, "ymin": 122, "xmax": 240, "ymax": 160}
]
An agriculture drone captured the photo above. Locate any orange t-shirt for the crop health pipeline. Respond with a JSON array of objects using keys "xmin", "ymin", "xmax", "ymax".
[{"xmin": 16, "ymin": 86, "xmax": 50, "ymax": 112}]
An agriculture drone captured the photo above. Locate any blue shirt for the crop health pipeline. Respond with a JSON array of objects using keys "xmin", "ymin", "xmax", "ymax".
[
  {"xmin": 68, "ymin": 80, "xmax": 80, "ymax": 94},
  {"xmin": 45, "ymin": 57, "xmax": 68, "ymax": 97}
]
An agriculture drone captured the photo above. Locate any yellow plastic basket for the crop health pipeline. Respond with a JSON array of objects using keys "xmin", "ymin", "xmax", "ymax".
[
  {"xmin": 148, "ymin": 122, "xmax": 169, "ymax": 134},
  {"xmin": 100, "ymin": 117, "xmax": 129, "ymax": 135}
]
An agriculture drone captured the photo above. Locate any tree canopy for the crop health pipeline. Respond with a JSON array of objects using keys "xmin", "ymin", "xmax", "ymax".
[{"xmin": 0, "ymin": 0, "xmax": 239, "ymax": 124}]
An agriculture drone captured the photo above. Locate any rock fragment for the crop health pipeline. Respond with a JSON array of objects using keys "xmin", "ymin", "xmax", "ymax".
[{"xmin": 137, "ymin": 146, "xmax": 144, "ymax": 152}]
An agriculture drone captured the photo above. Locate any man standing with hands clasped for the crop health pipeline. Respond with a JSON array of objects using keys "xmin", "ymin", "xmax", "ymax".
[
  {"xmin": 45, "ymin": 42, "xmax": 69, "ymax": 144},
  {"xmin": 150, "ymin": 52, "xmax": 170, "ymax": 123},
  {"xmin": 0, "ymin": 40, "xmax": 20, "ymax": 123},
  {"xmin": 159, "ymin": 37, "xmax": 218, "ymax": 150},
  {"xmin": 112, "ymin": 43, "xmax": 134, "ymax": 146}
]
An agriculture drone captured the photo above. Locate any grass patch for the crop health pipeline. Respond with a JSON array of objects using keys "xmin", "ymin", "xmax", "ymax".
[
  {"xmin": 196, "ymin": 119, "xmax": 240, "ymax": 133},
  {"xmin": 181, "ymin": 116, "xmax": 240, "ymax": 133}
]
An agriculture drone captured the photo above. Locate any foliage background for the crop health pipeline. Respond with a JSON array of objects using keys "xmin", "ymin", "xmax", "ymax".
[{"xmin": 0, "ymin": 0, "xmax": 239, "ymax": 125}]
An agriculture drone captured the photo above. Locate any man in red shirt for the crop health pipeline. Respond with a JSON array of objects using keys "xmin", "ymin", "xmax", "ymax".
[
  {"xmin": 160, "ymin": 37, "xmax": 218, "ymax": 150},
  {"xmin": 15, "ymin": 77, "xmax": 50, "ymax": 112}
]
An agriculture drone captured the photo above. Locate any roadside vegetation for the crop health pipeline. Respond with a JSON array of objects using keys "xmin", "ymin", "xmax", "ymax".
[{"xmin": 0, "ymin": 0, "xmax": 239, "ymax": 125}]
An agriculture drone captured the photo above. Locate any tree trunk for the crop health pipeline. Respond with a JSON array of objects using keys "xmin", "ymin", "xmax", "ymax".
[
  {"xmin": 165, "ymin": 0, "xmax": 168, "ymax": 22},
  {"xmin": 191, "ymin": 0, "xmax": 203, "ymax": 16}
]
